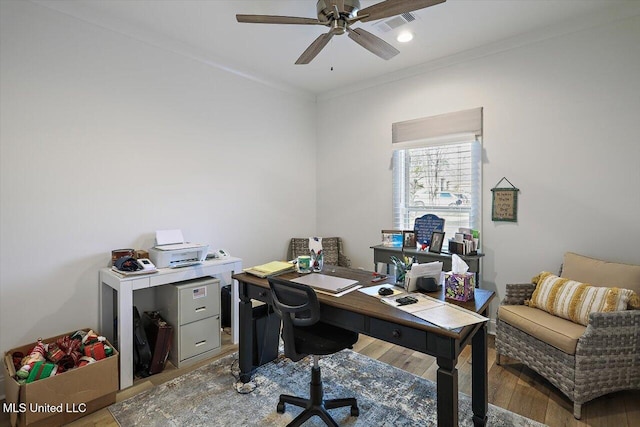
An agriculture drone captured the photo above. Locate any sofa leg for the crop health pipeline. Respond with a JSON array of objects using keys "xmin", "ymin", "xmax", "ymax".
[
  {"xmin": 573, "ymin": 403, "xmax": 582, "ymax": 419},
  {"xmin": 496, "ymin": 353, "xmax": 501, "ymax": 366}
]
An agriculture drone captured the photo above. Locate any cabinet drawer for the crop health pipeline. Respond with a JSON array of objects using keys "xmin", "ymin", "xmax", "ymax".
[
  {"xmin": 177, "ymin": 278, "xmax": 220, "ymax": 325},
  {"xmin": 179, "ymin": 316, "xmax": 220, "ymax": 361},
  {"xmin": 369, "ymin": 318, "xmax": 428, "ymax": 353}
]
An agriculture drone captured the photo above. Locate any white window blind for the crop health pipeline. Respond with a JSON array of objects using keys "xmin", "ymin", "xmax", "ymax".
[{"xmin": 392, "ymin": 108, "xmax": 482, "ymax": 242}]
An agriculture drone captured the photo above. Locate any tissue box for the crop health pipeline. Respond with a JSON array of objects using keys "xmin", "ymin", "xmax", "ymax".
[{"xmin": 444, "ymin": 272, "xmax": 475, "ymax": 301}]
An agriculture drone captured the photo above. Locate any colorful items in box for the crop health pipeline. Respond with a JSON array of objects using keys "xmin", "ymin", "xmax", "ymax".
[
  {"xmin": 11, "ymin": 330, "xmax": 114, "ymax": 384},
  {"xmin": 445, "ymin": 272, "xmax": 475, "ymax": 301}
]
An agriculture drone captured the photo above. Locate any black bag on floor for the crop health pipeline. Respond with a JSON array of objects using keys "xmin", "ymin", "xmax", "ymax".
[{"xmin": 133, "ymin": 306, "xmax": 152, "ymax": 378}]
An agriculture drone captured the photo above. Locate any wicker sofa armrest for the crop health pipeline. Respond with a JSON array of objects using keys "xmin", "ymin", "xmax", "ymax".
[
  {"xmin": 501, "ymin": 283, "xmax": 536, "ymax": 305},
  {"xmin": 579, "ymin": 309, "xmax": 640, "ymax": 348}
]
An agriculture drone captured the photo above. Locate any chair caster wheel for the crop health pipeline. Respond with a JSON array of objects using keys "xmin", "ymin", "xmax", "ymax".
[
  {"xmin": 277, "ymin": 402, "xmax": 285, "ymax": 414},
  {"xmin": 351, "ymin": 406, "xmax": 359, "ymax": 417}
]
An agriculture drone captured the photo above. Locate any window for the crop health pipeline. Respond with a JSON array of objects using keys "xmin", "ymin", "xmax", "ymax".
[{"xmin": 392, "ymin": 108, "xmax": 482, "ymax": 244}]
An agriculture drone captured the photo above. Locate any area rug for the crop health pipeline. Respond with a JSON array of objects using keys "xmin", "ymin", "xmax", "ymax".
[{"xmin": 109, "ymin": 350, "xmax": 545, "ymax": 426}]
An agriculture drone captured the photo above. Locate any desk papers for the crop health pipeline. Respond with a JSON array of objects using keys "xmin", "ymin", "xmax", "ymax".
[
  {"xmin": 291, "ymin": 274, "xmax": 359, "ymax": 295},
  {"xmin": 382, "ymin": 293, "xmax": 488, "ymax": 330}
]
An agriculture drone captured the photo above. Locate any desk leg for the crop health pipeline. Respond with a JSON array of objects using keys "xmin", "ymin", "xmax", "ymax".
[
  {"xmin": 117, "ymin": 283, "xmax": 134, "ymax": 390},
  {"xmin": 238, "ymin": 288, "xmax": 253, "ymax": 383},
  {"xmin": 436, "ymin": 357, "xmax": 458, "ymax": 427},
  {"xmin": 471, "ymin": 323, "xmax": 488, "ymax": 426},
  {"xmin": 99, "ymin": 282, "xmax": 114, "ymax": 344}
]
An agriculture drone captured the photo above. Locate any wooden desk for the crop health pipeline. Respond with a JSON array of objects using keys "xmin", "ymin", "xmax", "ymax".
[
  {"xmin": 371, "ymin": 245, "xmax": 484, "ymax": 283},
  {"xmin": 234, "ymin": 266, "xmax": 494, "ymax": 427}
]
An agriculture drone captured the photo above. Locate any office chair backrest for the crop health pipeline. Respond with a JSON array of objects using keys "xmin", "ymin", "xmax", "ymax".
[{"xmin": 268, "ymin": 277, "xmax": 320, "ymax": 361}]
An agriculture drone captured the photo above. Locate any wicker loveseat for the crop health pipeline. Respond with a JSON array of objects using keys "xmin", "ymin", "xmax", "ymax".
[{"xmin": 496, "ymin": 252, "xmax": 640, "ymax": 419}]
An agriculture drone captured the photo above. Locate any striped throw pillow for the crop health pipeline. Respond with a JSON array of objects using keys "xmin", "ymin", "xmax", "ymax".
[{"xmin": 526, "ymin": 271, "xmax": 637, "ymax": 326}]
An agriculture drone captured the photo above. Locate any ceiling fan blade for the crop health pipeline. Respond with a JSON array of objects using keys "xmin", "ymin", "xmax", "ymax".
[
  {"xmin": 236, "ymin": 14, "xmax": 323, "ymax": 25},
  {"xmin": 295, "ymin": 32, "xmax": 334, "ymax": 64},
  {"xmin": 347, "ymin": 27, "xmax": 399, "ymax": 60},
  {"xmin": 356, "ymin": 0, "xmax": 446, "ymax": 23}
]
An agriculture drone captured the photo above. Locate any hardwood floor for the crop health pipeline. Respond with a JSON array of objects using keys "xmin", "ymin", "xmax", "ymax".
[{"xmin": 2, "ymin": 330, "xmax": 638, "ymax": 427}]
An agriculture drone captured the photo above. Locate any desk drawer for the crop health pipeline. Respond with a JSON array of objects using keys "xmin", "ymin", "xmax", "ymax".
[
  {"xmin": 177, "ymin": 278, "xmax": 220, "ymax": 325},
  {"xmin": 179, "ymin": 315, "xmax": 220, "ymax": 361},
  {"xmin": 369, "ymin": 318, "xmax": 428, "ymax": 353},
  {"xmin": 246, "ymin": 285, "xmax": 271, "ymax": 303}
]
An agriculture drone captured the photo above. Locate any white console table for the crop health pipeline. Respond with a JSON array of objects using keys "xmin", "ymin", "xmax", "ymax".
[{"xmin": 99, "ymin": 257, "xmax": 243, "ymax": 389}]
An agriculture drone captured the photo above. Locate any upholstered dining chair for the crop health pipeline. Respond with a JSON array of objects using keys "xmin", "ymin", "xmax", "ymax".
[
  {"xmin": 287, "ymin": 237, "xmax": 351, "ymax": 268},
  {"xmin": 268, "ymin": 277, "xmax": 359, "ymax": 427}
]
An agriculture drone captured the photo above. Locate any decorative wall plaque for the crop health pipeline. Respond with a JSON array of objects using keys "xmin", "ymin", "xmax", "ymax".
[{"xmin": 491, "ymin": 177, "xmax": 519, "ymax": 222}]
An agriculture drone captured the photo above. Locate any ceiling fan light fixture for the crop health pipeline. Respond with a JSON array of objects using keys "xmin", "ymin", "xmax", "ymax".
[
  {"xmin": 237, "ymin": 0, "xmax": 446, "ymax": 64},
  {"xmin": 397, "ymin": 31, "xmax": 414, "ymax": 43}
]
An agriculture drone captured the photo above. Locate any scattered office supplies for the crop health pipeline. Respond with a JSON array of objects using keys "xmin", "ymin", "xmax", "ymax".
[{"xmin": 149, "ymin": 229, "xmax": 209, "ymax": 268}]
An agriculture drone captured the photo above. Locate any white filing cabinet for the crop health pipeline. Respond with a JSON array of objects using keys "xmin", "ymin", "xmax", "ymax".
[{"xmin": 157, "ymin": 277, "xmax": 221, "ymax": 368}]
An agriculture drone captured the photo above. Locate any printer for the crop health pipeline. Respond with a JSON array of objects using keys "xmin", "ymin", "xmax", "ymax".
[{"xmin": 148, "ymin": 229, "xmax": 209, "ymax": 269}]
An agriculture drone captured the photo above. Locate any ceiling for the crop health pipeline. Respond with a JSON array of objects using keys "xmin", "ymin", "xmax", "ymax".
[{"xmin": 35, "ymin": 0, "xmax": 638, "ymax": 97}]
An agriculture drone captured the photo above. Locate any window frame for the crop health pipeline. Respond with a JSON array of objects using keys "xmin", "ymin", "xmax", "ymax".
[{"xmin": 392, "ymin": 137, "xmax": 482, "ymax": 245}]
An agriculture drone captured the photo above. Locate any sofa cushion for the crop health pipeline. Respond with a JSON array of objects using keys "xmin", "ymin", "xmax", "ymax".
[
  {"xmin": 561, "ymin": 252, "xmax": 640, "ymax": 295},
  {"xmin": 527, "ymin": 271, "xmax": 637, "ymax": 325},
  {"xmin": 498, "ymin": 304, "xmax": 586, "ymax": 355}
]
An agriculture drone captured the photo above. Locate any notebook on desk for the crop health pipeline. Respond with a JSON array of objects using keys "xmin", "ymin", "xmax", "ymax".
[
  {"xmin": 291, "ymin": 274, "xmax": 359, "ymax": 294},
  {"xmin": 244, "ymin": 261, "xmax": 295, "ymax": 278}
]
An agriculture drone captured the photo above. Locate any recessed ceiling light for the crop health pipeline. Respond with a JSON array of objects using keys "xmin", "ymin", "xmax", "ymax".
[{"xmin": 397, "ymin": 31, "xmax": 414, "ymax": 43}]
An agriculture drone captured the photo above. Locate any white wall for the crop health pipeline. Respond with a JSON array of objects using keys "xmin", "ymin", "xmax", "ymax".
[
  {"xmin": 316, "ymin": 13, "xmax": 640, "ymax": 324},
  {"xmin": 0, "ymin": 1, "xmax": 317, "ymax": 358}
]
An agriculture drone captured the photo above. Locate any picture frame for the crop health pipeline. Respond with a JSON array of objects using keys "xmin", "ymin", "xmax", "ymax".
[
  {"xmin": 429, "ymin": 231, "xmax": 445, "ymax": 253},
  {"xmin": 402, "ymin": 230, "xmax": 416, "ymax": 248}
]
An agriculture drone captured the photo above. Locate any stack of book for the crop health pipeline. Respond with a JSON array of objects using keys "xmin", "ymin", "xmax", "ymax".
[{"xmin": 448, "ymin": 228, "xmax": 479, "ymax": 255}]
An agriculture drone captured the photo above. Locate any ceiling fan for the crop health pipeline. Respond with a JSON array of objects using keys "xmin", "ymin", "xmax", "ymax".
[{"xmin": 236, "ymin": 0, "xmax": 446, "ymax": 64}]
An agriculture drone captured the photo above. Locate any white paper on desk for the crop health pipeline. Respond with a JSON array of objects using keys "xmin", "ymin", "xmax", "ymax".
[
  {"xmin": 391, "ymin": 294, "xmax": 488, "ymax": 330},
  {"xmin": 405, "ymin": 261, "xmax": 443, "ymax": 292}
]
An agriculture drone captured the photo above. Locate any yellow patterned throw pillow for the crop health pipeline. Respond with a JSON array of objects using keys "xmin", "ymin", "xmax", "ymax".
[{"xmin": 526, "ymin": 271, "xmax": 638, "ymax": 326}]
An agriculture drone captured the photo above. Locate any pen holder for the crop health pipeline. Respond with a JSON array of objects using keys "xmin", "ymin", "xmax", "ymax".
[
  {"xmin": 311, "ymin": 252, "xmax": 323, "ymax": 272},
  {"xmin": 296, "ymin": 256, "xmax": 311, "ymax": 273}
]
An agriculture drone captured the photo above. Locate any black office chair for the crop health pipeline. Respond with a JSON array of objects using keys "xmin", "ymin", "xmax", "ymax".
[{"xmin": 268, "ymin": 277, "xmax": 360, "ymax": 427}]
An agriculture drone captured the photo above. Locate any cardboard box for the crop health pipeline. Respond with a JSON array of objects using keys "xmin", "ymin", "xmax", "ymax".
[
  {"xmin": 3, "ymin": 329, "xmax": 119, "ymax": 427},
  {"xmin": 444, "ymin": 272, "xmax": 475, "ymax": 301}
]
